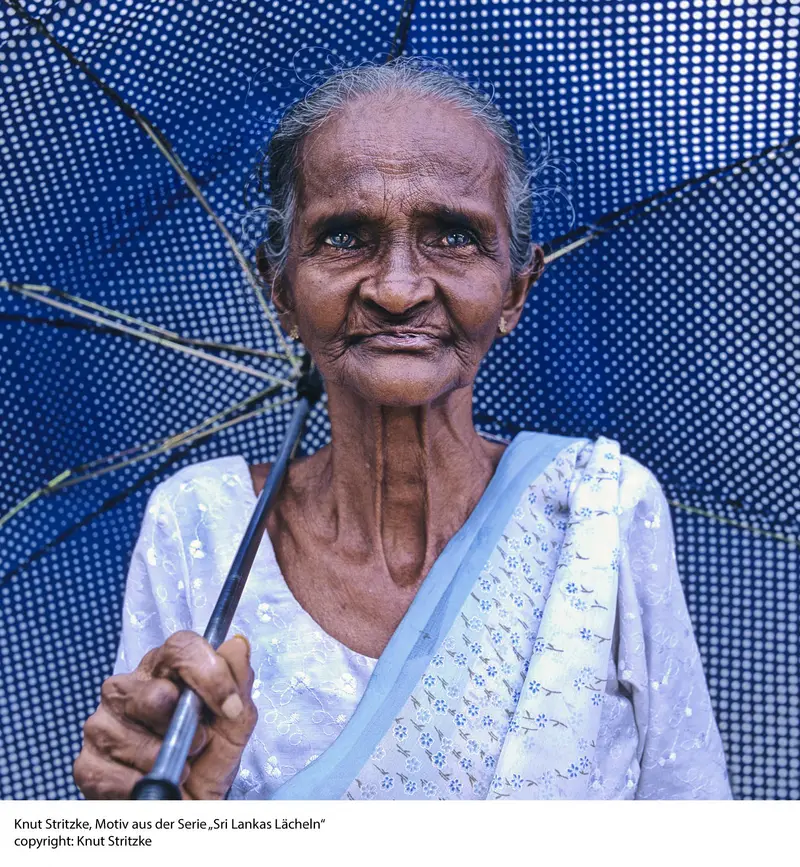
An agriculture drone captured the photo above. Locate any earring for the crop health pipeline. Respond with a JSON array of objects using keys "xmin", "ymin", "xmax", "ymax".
[
  {"xmin": 289, "ymin": 325, "xmax": 300, "ymax": 341},
  {"xmin": 498, "ymin": 315, "xmax": 508, "ymax": 336}
]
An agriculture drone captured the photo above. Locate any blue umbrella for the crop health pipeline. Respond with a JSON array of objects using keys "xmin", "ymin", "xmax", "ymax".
[{"xmin": 1, "ymin": 0, "xmax": 797, "ymax": 800}]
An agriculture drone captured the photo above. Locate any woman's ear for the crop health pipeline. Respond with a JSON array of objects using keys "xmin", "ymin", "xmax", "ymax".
[
  {"xmin": 256, "ymin": 242, "xmax": 294, "ymax": 327},
  {"xmin": 501, "ymin": 244, "xmax": 545, "ymax": 332},
  {"xmin": 255, "ymin": 241, "xmax": 276, "ymax": 297}
]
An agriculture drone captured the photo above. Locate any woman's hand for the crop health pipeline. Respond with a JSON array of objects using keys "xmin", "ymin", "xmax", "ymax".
[{"xmin": 73, "ymin": 631, "xmax": 257, "ymax": 800}]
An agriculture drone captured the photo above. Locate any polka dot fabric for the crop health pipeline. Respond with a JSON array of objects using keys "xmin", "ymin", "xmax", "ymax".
[
  {"xmin": 0, "ymin": 0, "xmax": 797, "ymax": 800},
  {"xmin": 0, "ymin": 0, "xmax": 406, "ymax": 801}
]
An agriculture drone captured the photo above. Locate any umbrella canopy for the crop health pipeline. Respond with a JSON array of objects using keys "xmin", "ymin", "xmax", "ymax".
[{"xmin": 1, "ymin": 0, "xmax": 797, "ymax": 800}]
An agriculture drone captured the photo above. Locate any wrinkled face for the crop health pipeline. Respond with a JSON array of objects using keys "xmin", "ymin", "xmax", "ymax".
[{"xmin": 276, "ymin": 91, "xmax": 537, "ymax": 406}]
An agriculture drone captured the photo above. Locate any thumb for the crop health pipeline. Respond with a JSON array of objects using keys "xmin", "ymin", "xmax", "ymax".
[
  {"xmin": 218, "ymin": 634, "xmax": 252, "ymax": 688},
  {"xmin": 213, "ymin": 634, "xmax": 255, "ymax": 740},
  {"xmin": 184, "ymin": 635, "xmax": 256, "ymax": 798}
]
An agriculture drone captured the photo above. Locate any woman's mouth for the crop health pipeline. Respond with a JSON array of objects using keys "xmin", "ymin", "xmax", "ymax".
[{"xmin": 353, "ymin": 330, "xmax": 443, "ymax": 352}]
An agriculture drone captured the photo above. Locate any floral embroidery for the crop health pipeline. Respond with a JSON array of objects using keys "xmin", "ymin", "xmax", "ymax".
[
  {"xmin": 339, "ymin": 438, "xmax": 730, "ymax": 801},
  {"xmin": 115, "ymin": 441, "xmax": 731, "ymax": 802}
]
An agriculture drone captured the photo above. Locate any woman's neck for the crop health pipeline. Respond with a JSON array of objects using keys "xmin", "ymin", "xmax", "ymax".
[{"xmin": 315, "ymin": 382, "xmax": 505, "ymax": 588}]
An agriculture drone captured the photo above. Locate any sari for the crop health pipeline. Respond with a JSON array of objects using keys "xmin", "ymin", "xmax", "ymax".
[{"xmin": 115, "ymin": 431, "xmax": 732, "ymax": 800}]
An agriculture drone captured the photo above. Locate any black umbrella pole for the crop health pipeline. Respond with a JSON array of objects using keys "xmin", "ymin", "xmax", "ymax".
[{"xmin": 131, "ymin": 356, "xmax": 324, "ymax": 800}]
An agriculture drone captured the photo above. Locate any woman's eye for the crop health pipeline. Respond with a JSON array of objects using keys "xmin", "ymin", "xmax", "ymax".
[
  {"xmin": 324, "ymin": 231, "xmax": 358, "ymax": 249},
  {"xmin": 441, "ymin": 231, "xmax": 474, "ymax": 248}
]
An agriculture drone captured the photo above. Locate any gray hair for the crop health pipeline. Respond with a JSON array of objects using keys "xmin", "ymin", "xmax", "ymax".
[{"xmin": 253, "ymin": 58, "xmax": 538, "ymax": 282}]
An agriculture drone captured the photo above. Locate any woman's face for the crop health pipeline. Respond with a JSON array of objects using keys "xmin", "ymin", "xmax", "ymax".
[{"xmin": 276, "ymin": 91, "xmax": 539, "ymax": 407}]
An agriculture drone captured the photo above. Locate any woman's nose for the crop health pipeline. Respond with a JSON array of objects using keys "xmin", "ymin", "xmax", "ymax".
[{"xmin": 358, "ymin": 243, "xmax": 435, "ymax": 315}]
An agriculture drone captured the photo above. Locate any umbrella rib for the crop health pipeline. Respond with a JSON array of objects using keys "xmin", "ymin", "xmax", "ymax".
[
  {"xmin": 386, "ymin": 0, "xmax": 419, "ymax": 61},
  {"xmin": 0, "ymin": 441, "xmax": 209, "ymax": 588},
  {"xmin": 57, "ymin": 397, "xmax": 295, "ymax": 489},
  {"xmin": 15, "ymin": 282, "xmax": 183, "ymax": 339},
  {"xmin": 1, "ymin": 282, "xmax": 288, "ymax": 361},
  {"xmin": 543, "ymin": 133, "xmax": 800, "ymax": 262},
  {"xmin": 8, "ymin": 0, "xmax": 301, "ymax": 374},
  {"xmin": 0, "ymin": 311, "xmax": 285, "ymax": 360},
  {"xmin": 543, "ymin": 234, "xmax": 593, "ymax": 265},
  {"xmin": 143, "ymin": 134, "xmax": 299, "ymax": 370},
  {"xmin": 72, "ymin": 385, "xmax": 283, "ymax": 474},
  {"xmin": 0, "ymin": 386, "xmax": 290, "ymax": 530},
  {"xmin": 667, "ymin": 500, "xmax": 799, "ymax": 550},
  {"xmin": 3, "ymin": 282, "xmax": 295, "ymax": 387}
]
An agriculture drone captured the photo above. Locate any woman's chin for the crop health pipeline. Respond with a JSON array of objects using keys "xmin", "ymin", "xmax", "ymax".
[{"xmin": 339, "ymin": 355, "xmax": 465, "ymax": 407}]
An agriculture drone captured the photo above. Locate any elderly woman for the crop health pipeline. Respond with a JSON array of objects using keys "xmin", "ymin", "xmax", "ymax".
[{"xmin": 74, "ymin": 60, "xmax": 731, "ymax": 801}]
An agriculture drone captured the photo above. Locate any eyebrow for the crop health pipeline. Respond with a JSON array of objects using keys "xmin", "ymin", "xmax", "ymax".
[
  {"xmin": 421, "ymin": 204, "xmax": 499, "ymax": 238},
  {"xmin": 303, "ymin": 204, "xmax": 499, "ymax": 239},
  {"xmin": 303, "ymin": 210, "xmax": 374, "ymax": 238}
]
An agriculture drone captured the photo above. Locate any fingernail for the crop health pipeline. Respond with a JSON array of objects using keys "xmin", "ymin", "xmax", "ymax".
[
  {"xmin": 221, "ymin": 694, "xmax": 244, "ymax": 720},
  {"xmin": 233, "ymin": 634, "xmax": 250, "ymax": 655}
]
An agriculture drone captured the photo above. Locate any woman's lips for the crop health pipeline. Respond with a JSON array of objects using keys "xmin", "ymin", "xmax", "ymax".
[{"xmin": 355, "ymin": 331, "xmax": 442, "ymax": 352}]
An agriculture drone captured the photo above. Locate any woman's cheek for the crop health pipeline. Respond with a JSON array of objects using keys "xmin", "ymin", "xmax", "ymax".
[
  {"xmin": 446, "ymin": 290, "xmax": 504, "ymax": 342},
  {"xmin": 293, "ymin": 277, "xmax": 351, "ymax": 336}
]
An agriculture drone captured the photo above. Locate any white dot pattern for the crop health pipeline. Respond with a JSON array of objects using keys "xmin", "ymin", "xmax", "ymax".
[{"xmin": 1, "ymin": 0, "xmax": 798, "ymax": 800}]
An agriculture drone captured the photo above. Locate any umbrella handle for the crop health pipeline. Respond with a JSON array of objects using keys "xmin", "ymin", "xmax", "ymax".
[{"xmin": 130, "ymin": 355, "xmax": 324, "ymax": 800}]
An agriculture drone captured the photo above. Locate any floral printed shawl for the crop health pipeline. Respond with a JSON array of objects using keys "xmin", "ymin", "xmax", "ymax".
[
  {"xmin": 119, "ymin": 430, "xmax": 730, "ymax": 800},
  {"xmin": 268, "ymin": 431, "xmax": 620, "ymax": 800}
]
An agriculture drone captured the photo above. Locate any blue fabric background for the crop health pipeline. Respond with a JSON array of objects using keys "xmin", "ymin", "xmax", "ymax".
[{"xmin": 1, "ymin": 0, "xmax": 797, "ymax": 799}]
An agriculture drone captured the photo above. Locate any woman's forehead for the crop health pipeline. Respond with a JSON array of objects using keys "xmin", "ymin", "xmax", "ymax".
[{"xmin": 297, "ymin": 92, "xmax": 507, "ymax": 209}]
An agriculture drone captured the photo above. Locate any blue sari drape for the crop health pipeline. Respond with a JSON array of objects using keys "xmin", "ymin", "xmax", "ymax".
[
  {"xmin": 269, "ymin": 431, "xmax": 605, "ymax": 800},
  {"xmin": 117, "ymin": 430, "xmax": 731, "ymax": 800}
]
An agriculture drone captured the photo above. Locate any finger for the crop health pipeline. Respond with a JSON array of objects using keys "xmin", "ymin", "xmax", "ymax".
[
  {"xmin": 123, "ymin": 677, "xmax": 179, "ymax": 734},
  {"xmin": 212, "ymin": 635, "xmax": 257, "ymax": 745},
  {"xmin": 132, "ymin": 646, "xmax": 163, "ymax": 679},
  {"xmin": 83, "ymin": 705, "xmax": 162, "ymax": 775},
  {"xmin": 217, "ymin": 635, "xmax": 254, "ymax": 695},
  {"xmin": 98, "ymin": 672, "xmax": 140, "ymax": 722},
  {"xmin": 73, "ymin": 747, "xmax": 144, "ymax": 800},
  {"xmin": 98, "ymin": 665, "xmax": 180, "ymax": 726},
  {"xmin": 124, "ymin": 679, "xmax": 208, "ymax": 756},
  {"xmin": 152, "ymin": 631, "xmax": 244, "ymax": 720},
  {"xmin": 185, "ymin": 637, "xmax": 257, "ymax": 798},
  {"xmin": 101, "ymin": 672, "xmax": 208, "ymax": 756}
]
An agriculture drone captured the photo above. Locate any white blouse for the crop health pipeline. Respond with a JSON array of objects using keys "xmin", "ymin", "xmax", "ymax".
[{"xmin": 114, "ymin": 439, "xmax": 732, "ymax": 799}]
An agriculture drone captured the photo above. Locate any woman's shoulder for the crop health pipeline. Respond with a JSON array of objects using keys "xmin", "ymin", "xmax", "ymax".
[
  {"xmin": 552, "ymin": 433, "xmax": 668, "ymax": 525},
  {"xmin": 566, "ymin": 433, "xmax": 665, "ymax": 499},
  {"xmin": 133, "ymin": 456, "xmax": 261, "ymax": 570},
  {"xmin": 143, "ymin": 454, "xmax": 255, "ymax": 517},
  {"xmin": 505, "ymin": 430, "xmax": 665, "ymax": 494},
  {"xmin": 618, "ymin": 452, "xmax": 668, "ymax": 522}
]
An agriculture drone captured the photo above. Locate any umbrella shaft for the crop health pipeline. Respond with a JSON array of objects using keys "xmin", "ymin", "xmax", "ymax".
[
  {"xmin": 204, "ymin": 394, "xmax": 311, "ymax": 649},
  {"xmin": 146, "ymin": 689, "xmax": 203, "ymax": 793},
  {"xmin": 131, "ymin": 360, "xmax": 322, "ymax": 800}
]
